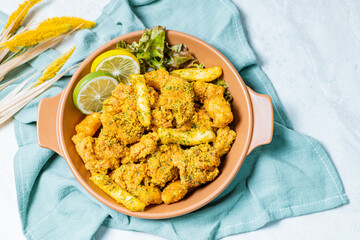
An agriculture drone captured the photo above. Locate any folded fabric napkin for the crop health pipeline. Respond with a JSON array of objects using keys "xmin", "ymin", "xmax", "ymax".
[{"xmin": 0, "ymin": 0, "xmax": 348, "ymax": 239}]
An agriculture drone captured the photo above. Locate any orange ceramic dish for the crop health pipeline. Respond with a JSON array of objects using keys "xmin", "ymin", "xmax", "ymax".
[{"xmin": 37, "ymin": 30, "xmax": 274, "ymax": 219}]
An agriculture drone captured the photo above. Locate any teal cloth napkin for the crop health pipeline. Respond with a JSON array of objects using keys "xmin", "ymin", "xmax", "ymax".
[{"xmin": 0, "ymin": 0, "xmax": 349, "ymax": 239}]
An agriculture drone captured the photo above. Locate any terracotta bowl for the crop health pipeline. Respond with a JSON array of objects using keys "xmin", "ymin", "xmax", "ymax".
[{"xmin": 37, "ymin": 30, "xmax": 273, "ymax": 219}]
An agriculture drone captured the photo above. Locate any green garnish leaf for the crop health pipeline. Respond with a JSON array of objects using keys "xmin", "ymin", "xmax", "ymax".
[
  {"xmin": 164, "ymin": 43, "xmax": 195, "ymax": 70},
  {"xmin": 116, "ymin": 26, "xmax": 201, "ymax": 73}
]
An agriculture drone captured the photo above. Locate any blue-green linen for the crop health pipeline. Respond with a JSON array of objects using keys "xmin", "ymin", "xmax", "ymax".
[{"xmin": 0, "ymin": 0, "xmax": 348, "ymax": 239}]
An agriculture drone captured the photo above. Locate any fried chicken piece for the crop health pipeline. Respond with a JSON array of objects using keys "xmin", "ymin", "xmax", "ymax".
[
  {"xmin": 72, "ymin": 133, "xmax": 96, "ymax": 166},
  {"xmin": 213, "ymin": 126, "xmax": 237, "ymax": 157},
  {"xmin": 148, "ymin": 86, "xmax": 159, "ymax": 108},
  {"xmin": 112, "ymin": 82, "xmax": 134, "ymax": 100},
  {"xmin": 192, "ymin": 108, "xmax": 213, "ymax": 130},
  {"xmin": 112, "ymin": 163, "xmax": 148, "ymax": 190},
  {"xmin": 182, "ymin": 167, "xmax": 219, "ymax": 188},
  {"xmin": 132, "ymin": 186, "xmax": 162, "ymax": 205},
  {"xmin": 204, "ymin": 96, "xmax": 233, "ymax": 128},
  {"xmin": 102, "ymin": 84, "xmax": 135, "ymax": 114},
  {"xmin": 144, "ymin": 68, "xmax": 170, "ymax": 90},
  {"xmin": 185, "ymin": 144, "xmax": 220, "ymax": 170},
  {"xmin": 94, "ymin": 129, "xmax": 126, "ymax": 171},
  {"xmin": 192, "ymin": 81, "xmax": 233, "ymax": 127},
  {"xmin": 101, "ymin": 83, "xmax": 143, "ymax": 145},
  {"xmin": 112, "ymin": 163, "xmax": 161, "ymax": 205},
  {"xmin": 102, "ymin": 96, "xmax": 122, "ymax": 115},
  {"xmin": 101, "ymin": 110, "xmax": 144, "ymax": 146},
  {"xmin": 173, "ymin": 144, "xmax": 220, "ymax": 187},
  {"xmin": 159, "ymin": 75, "xmax": 195, "ymax": 126},
  {"xmin": 178, "ymin": 120, "xmax": 193, "ymax": 131},
  {"xmin": 151, "ymin": 107, "xmax": 174, "ymax": 129},
  {"xmin": 121, "ymin": 132, "xmax": 159, "ymax": 164},
  {"xmin": 192, "ymin": 81, "xmax": 225, "ymax": 103},
  {"xmin": 147, "ymin": 144, "xmax": 181, "ymax": 187},
  {"xmin": 161, "ymin": 180, "xmax": 188, "ymax": 204},
  {"xmin": 75, "ymin": 112, "xmax": 101, "ymax": 136},
  {"xmin": 72, "ymin": 133, "xmax": 113, "ymax": 174}
]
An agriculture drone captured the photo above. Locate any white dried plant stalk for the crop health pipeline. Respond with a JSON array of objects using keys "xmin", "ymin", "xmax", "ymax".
[
  {"xmin": 0, "ymin": 68, "xmax": 34, "ymax": 92},
  {"xmin": 0, "ymin": 36, "xmax": 61, "ymax": 82},
  {"xmin": 0, "ymin": 0, "xmax": 37, "ymax": 63},
  {"xmin": 0, "ymin": 28, "xmax": 75, "ymax": 82},
  {"xmin": 0, "ymin": 63, "xmax": 79, "ymax": 125},
  {"xmin": 0, "ymin": 29, "xmax": 11, "ymax": 63},
  {"xmin": 0, "ymin": 21, "xmax": 36, "ymax": 64}
]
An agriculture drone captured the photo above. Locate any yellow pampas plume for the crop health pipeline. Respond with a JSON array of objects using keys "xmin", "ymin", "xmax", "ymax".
[
  {"xmin": 37, "ymin": 16, "xmax": 96, "ymax": 30},
  {"xmin": 3, "ymin": 24, "xmax": 71, "ymax": 52},
  {"xmin": 4, "ymin": 0, "xmax": 42, "ymax": 35},
  {"xmin": 0, "ymin": 31, "xmax": 71, "ymax": 82},
  {"xmin": 2, "ymin": 16, "xmax": 95, "ymax": 52},
  {"xmin": 34, "ymin": 46, "xmax": 75, "ymax": 86}
]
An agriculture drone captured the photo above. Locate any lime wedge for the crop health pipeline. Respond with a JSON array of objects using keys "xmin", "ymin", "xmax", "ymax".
[
  {"xmin": 90, "ymin": 49, "xmax": 140, "ymax": 85},
  {"xmin": 73, "ymin": 71, "xmax": 118, "ymax": 114}
]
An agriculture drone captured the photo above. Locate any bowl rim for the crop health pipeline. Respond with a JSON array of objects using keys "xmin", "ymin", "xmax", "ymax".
[{"xmin": 57, "ymin": 30, "xmax": 254, "ymax": 219}]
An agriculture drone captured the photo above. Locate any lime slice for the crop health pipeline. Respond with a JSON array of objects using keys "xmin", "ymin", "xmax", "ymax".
[
  {"xmin": 73, "ymin": 71, "xmax": 118, "ymax": 114},
  {"xmin": 90, "ymin": 49, "xmax": 140, "ymax": 85}
]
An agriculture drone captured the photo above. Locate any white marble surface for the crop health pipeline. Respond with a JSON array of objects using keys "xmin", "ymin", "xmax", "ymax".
[{"xmin": 0, "ymin": 0, "xmax": 359, "ymax": 239}]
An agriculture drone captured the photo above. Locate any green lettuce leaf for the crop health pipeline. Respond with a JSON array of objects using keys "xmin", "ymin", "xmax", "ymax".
[
  {"xmin": 116, "ymin": 26, "xmax": 201, "ymax": 72},
  {"xmin": 164, "ymin": 43, "xmax": 195, "ymax": 70}
]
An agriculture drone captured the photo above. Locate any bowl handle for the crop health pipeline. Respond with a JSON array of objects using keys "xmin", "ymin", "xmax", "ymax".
[
  {"xmin": 37, "ymin": 91, "xmax": 64, "ymax": 157},
  {"xmin": 247, "ymin": 87, "xmax": 274, "ymax": 155}
]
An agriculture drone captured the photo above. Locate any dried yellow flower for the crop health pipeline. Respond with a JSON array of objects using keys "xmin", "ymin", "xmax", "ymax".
[
  {"xmin": 2, "ymin": 16, "xmax": 95, "ymax": 52},
  {"xmin": 3, "ymin": 24, "xmax": 71, "ymax": 52},
  {"xmin": 37, "ymin": 16, "xmax": 96, "ymax": 30},
  {"xmin": 0, "ymin": 33, "xmax": 69, "ymax": 82},
  {"xmin": 34, "ymin": 46, "xmax": 75, "ymax": 86},
  {"xmin": 4, "ymin": 0, "xmax": 42, "ymax": 35}
]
